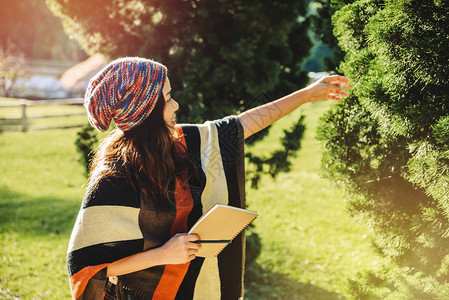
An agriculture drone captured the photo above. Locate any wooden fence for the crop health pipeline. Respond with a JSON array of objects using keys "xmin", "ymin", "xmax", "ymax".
[{"xmin": 0, "ymin": 98, "xmax": 85, "ymax": 132}]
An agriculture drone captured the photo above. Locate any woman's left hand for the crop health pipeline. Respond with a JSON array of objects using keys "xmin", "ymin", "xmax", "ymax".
[{"xmin": 303, "ymin": 75, "xmax": 351, "ymax": 103}]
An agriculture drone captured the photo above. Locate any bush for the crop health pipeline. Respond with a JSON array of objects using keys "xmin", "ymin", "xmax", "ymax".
[
  {"xmin": 318, "ymin": 0, "xmax": 449, "ymax": 297},
  {"xmin": 74, "ymin": 123, "xmax": 98, "ymax": 176}
]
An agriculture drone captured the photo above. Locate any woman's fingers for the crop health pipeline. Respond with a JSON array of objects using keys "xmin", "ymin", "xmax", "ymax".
[
  {"xmin": 188, "ymin": 241, "xmax": 201, "ymax": 250},
  {"xmin": 185, "ymin": 234, "xmax": 201, "ymax": 249},
  {"xmin": 329, "ymin": 83, "xmax": 350, "ymax": 91},
  {"xmin": 328, "ymin": 90, "xmax": 348, "ymax": 101},
  {"xmin": 188, "ymin": 249, "xmax": 199, "ymax": 256},
  {"xmin": 327, "ymin": 80, "xmax": 350, "ymax": 100},
  {"xmin": 334, "ymin": 89, "xmax": 350, "ymax": 97},
  {"xmin": 329, "ymin": 94, "xmax": 344, "ymax": 101},
  {"xmin": 186, "ymin": 234, "xmax": 200, "ymax": 242},
  {"xmin": 325, "ymin": 75, "xmax": 351, "ymax": 84},
  {"xmin": 158, "ymin": 233, "xmax": 205, "ymax": 264},
  {"xmin": 178, "ymin": 234, "xmax": 201, "ymax": 251},
  {"xmin": 332, "ymin": 83, "xmax": 350, "ymax": 90},
  {"xmin": 187, "ymin": 241, "xmax": 200, "ymax": 261}
]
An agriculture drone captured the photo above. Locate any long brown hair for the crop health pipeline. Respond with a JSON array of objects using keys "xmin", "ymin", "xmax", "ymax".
[{"xmin": 89, "ymin": 92, "xmax": 191, "ymax": 210}]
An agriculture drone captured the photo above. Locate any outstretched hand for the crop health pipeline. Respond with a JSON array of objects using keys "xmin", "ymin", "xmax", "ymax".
[
  {"xmin": 238, "ymin": 74, "xmax": 351, "ymax": 139},
  {"xmin": 304, "ymin": 75, "xmax": 350, "ymax": 103}
]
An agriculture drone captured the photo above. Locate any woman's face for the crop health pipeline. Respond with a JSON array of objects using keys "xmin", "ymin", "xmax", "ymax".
[{"xmin": 162, "ymin": 77, "xmax": 179, "ymax": 134}]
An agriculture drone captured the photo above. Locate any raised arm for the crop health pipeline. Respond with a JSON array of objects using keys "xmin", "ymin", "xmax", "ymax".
[{"xmin": 238, "ymin": 75, "xmax": 350, "ymax": 139}]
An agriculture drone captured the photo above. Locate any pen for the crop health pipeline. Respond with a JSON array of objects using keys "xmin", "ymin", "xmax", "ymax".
[{"xmin": 193, "ymin": 240, "xmax": 231, "ymax": 244}]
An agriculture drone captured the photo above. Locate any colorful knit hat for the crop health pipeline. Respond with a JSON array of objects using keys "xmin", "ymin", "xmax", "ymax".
[{"xmin": 84, "ymin": 57, "xmax": 167, "ymax": 132}]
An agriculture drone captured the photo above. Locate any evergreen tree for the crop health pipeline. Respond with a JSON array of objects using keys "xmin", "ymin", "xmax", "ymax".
[{"xmin": 318, "ymin": 0, "xmax": 449, "ymax": 298}]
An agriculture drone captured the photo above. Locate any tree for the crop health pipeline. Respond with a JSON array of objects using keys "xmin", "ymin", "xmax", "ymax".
[
  {"xmin": 46, "ymin": 0, "xmax": 311, "ymax": 122},
  {"xmin": 317, "ymin": 0, "xmax": 449, "ymax": 298},
  {"xmin": 47, "ymin": 0, "xmax": 311, "ymax": 187},
  {"xmin": 309, "ymin": 0, "xmax": 346, "ymax": 72},
  {"xmin": 0, "ymin": 42, "xmax": 27, "ymax": 98},
  {"xmin": 0, "ymin": 0, "xmax": 84, "ymax": 60}
]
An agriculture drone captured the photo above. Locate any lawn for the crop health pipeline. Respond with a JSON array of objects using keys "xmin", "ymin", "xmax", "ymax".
[
  {"xmin": 0, "ymin": 101, "xmax": 380, "ymax": 299},
  {"xmin": 0, "ymin": 128, "xmax": 86, "ymax": 299}
]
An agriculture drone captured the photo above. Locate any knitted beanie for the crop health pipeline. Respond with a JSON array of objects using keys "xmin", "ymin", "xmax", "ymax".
[{"xmin": 84, "ymin": 57, "xmax": 167, "ymax": 132}]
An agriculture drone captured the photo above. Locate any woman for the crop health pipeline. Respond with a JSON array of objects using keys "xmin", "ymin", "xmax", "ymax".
[{"xmin": 67, "ymin": 57, "xmax": 350, "ymax": 299}]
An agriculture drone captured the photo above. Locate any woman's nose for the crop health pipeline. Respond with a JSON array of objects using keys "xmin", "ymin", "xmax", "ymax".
[{"xmin": 173, "ymin": 99, "xmax": 179, "ymax": 111}]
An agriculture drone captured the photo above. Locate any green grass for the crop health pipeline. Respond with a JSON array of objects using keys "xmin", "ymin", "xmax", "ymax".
[
  {"xmin": 0, "ymin": 101, "xmax": 380, "ymax": 299},
  {"xmin": 0, "ymin": 128, "xmax": 86, "ymax": 299}
]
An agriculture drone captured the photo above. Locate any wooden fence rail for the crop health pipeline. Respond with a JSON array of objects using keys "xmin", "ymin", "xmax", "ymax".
[{"xmin": 0, "ymin": 98, "xmax": 85, "ymax": 132}]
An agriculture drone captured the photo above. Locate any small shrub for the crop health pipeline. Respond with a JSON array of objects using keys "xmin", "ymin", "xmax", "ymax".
[{"xmin": 75, "ymin": 123, "xmax": 98, "ymax": 176}]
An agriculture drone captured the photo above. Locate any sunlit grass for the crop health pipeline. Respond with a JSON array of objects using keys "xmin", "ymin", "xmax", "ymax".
[{"xmin": 0, "ymin": 129, "xmax": 86, "ymax": 299}]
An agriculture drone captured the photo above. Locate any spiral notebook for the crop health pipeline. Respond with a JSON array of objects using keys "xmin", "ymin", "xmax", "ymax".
[{"xmin": 188, "ymin": 204, "xmax": 259, "ymax": 258}]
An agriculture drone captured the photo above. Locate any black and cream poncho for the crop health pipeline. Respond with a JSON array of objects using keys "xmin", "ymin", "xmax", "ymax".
[{"xmin": 67, "ymin": 117, "xmax": 246, "ymax": 299}]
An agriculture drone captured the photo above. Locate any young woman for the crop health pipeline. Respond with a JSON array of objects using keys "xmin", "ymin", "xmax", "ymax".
[{"xmin": 67, "ymin": 57, "xmax": 350, "ymax": 300}]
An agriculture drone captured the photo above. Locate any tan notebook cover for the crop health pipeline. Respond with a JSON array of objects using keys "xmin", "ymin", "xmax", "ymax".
[{"xmin": 188, "ymin": 204, "xmax": 259, "ymax": 258}]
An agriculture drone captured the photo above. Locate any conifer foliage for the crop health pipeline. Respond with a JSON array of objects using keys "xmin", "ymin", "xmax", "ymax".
[{"xmin": 318, "ymin": 0, "xmax": 449, "ymax": 298}]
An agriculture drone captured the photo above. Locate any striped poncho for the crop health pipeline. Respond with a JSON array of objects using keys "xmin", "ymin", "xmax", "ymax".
[{"xmin": 67, "ymin": 116, "xmax": 246, "ymax": 299}]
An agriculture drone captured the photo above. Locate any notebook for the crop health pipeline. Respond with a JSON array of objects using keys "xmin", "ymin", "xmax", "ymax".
[{"xmin": 188, "ymin": 204, "xmax": 259, "ymax": 258}]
